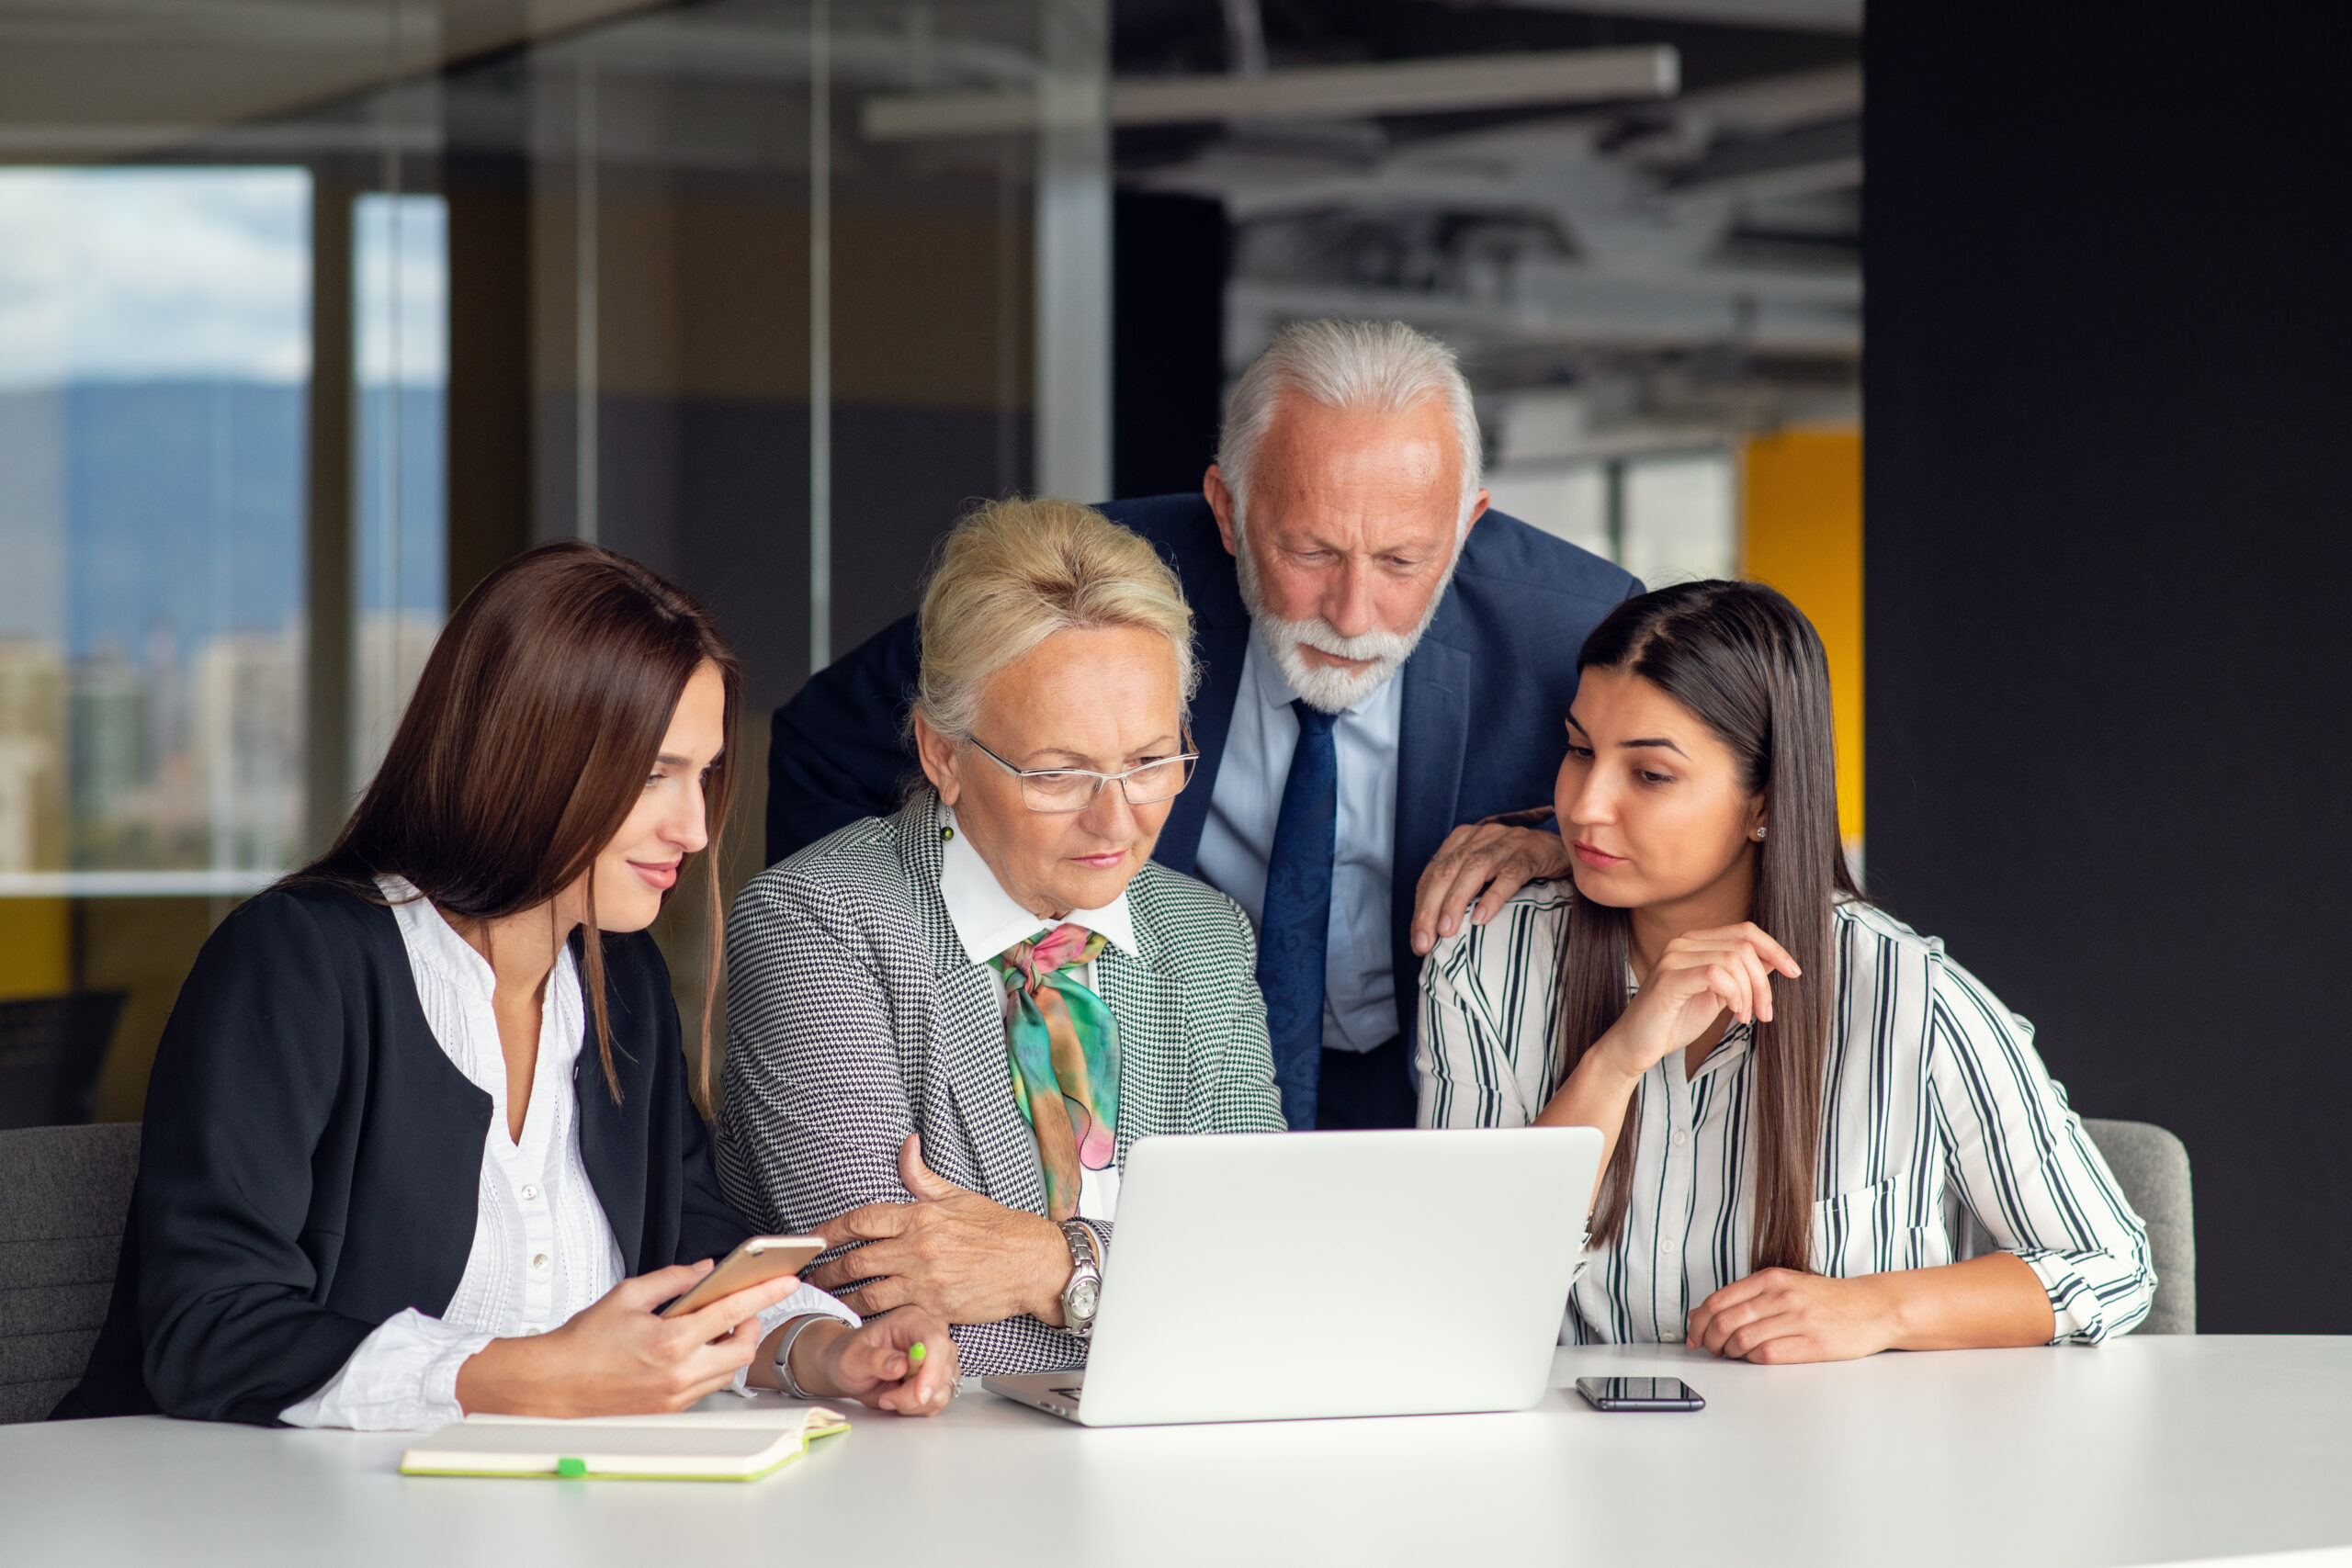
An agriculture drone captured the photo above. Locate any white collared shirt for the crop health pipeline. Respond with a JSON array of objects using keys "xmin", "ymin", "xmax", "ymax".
[
  {"xmin": 280, "ymin": 876, "xmax": 850, "ymax": 1430},
  {"xmin": 937, "ymin": 807, "xmax": 1136, "ymax": 1222},
  {"xmin": 1194, "ymin": 633, "xmax": 1404, "ymax": 1054}
]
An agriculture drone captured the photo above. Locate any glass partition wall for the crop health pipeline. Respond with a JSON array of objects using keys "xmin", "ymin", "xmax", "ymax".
[
  {"xmin": 0, "ymin": 0, "xmax": 1104, "ymax": 1122},
  {"xmin": 1, "ymin": 0, "xmax": 1858, "ymax": 1124}
]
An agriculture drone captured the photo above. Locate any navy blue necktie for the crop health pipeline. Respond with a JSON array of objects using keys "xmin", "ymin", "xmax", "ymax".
[{"xmin": 1258, "ymin": 699, "xmax": 1339, "ymax": 1131}]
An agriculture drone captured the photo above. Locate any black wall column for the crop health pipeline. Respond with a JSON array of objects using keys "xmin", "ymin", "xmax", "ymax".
[
  {"xmin": 446, "ymin": 153, "xmax": 536, "ymax": 607},
  {"xmin": 303, "ymin": 181, "xmax": 355, "ymax": 853},
  {"xmin": 1113, "ymin": 189, "xmax": 1227, "ymax": 501},
  {"xmin": 1866, "ymin": 6, "xmax": 2352, "ymax": 1330}
]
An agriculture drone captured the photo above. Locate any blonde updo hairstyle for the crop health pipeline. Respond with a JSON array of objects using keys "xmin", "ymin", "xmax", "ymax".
[{"xmin": 912, "ymin": 497, "xmax": 1200, "ymax": 745}]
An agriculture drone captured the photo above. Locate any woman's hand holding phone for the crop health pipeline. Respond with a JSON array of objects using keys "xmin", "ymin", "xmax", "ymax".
[{"xmin": 455, "ymin": 1258, "xmax": 805, "ymax": 1418}]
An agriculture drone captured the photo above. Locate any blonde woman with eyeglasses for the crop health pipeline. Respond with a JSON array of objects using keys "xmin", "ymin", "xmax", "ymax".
[{"xmin": 716, "ymin": 499, "xmax": 1284, "ymax": 1379}]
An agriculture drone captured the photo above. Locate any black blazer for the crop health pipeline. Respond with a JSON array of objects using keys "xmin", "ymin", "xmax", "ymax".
[
  {"xmin": 54, "ymin": 882, "xmax": 757, "ymax": 1427},
  {"xmin": 766, "ymin": 493, "xmax": 1642, "ymax": 1049}
]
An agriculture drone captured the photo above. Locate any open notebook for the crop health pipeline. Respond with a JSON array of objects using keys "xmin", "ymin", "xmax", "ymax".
[{"xmin": 400, "ymin": 1404, "xmax": 850, "ymax": 1482}]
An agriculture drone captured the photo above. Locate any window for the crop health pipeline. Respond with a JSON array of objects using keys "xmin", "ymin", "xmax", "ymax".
[
  {"xmin": 1487, "ymin": 448, "xmax": 1740, "ymax": 589},
  {"xmin": 353, "ymin": 193, "xmax": 448, "ymax": 790},
  {"xmin": 0, "ymin": 168, "xmax": 310, "ymax": 892}
]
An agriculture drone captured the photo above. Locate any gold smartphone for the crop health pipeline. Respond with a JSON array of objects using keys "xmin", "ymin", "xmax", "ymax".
[{"xmin": 658, "ymin": 1235, "xmax": 826, "ymax": 1318}]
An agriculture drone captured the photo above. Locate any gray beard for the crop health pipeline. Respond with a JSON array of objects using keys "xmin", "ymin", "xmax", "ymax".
[{"xmin": 1233, "ymin": 531, "xmax": 1458, "ymax": 714}]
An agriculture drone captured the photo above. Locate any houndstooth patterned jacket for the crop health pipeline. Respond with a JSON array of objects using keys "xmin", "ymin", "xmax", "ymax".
[{"xmin": 716, "ymin": 791, "xmax": 1286, "ymax": 1375}]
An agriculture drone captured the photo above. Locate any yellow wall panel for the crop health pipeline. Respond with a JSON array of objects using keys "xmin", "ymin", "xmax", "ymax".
[
  {"xmin": 0, "ymin": 897, "xmax": 71, "ymax": 998},
  {"xmin": 1742, "ymin": 429, "xmax": 1864, "ymax": 847}
]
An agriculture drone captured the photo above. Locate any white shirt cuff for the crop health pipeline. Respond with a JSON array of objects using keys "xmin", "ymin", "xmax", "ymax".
[
  {"xmin": 279, "ymin": 1308, "xmax": 496, "ymax": 1431},
  {"xmin": 284, "ymin": 1286, "xmax": 862, "ymax": 1420}
]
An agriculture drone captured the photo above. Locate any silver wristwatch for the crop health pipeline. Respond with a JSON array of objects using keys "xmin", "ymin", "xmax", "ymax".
[
  {"xmin": 771, "ymin": 1313, "xmax": 832, "ymax": 1400},
  {"xmin": 1057, "ymin": 1219, "xmax": 1102, "ymax": 1338}
]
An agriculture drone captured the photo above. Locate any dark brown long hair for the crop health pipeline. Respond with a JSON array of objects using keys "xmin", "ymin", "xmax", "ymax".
[
  {"xmin": 1558, "ymin": 580, "xmax": 1861, "ymax": 1272},
  {"xmin": 295, "ymin": 540, "xmax": 743, "ymax": 1106}
]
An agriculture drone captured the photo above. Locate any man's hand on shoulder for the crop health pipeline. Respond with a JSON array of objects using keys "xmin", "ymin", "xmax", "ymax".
[{"xmin": 1410, "ymin": 815, "xmax": 1572, "ymax": 957}]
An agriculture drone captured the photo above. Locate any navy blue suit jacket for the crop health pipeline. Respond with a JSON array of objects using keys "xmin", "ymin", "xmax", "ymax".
[{"xmin": 766, "ymin": 494, "xmax": 1640, "ymax": 1048}]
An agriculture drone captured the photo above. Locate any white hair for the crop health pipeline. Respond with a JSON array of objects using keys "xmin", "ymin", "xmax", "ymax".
[
  {"xmin": 1215, "ymin": 318, "xmax": 1485, "ymax": 535},
  {"xmin": 1216, "ymin": 319, "xmax": 1480, "ymax": 713}
]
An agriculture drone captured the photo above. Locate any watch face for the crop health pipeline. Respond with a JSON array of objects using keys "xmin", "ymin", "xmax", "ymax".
[{"xmin": 1069, "ymin": 1276, "xmax": 1101, "ymax": 1321}]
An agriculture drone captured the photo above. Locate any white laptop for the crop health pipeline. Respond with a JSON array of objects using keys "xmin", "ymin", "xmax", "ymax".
[{"xmin": 983, "ymin": 1126, "xmax": 1600, "ymax": 1427}]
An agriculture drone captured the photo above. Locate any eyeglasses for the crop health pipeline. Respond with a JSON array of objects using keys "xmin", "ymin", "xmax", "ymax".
[{"xmin": 965, "ymin": 734, "xmax": 1200, "ymax": 813}]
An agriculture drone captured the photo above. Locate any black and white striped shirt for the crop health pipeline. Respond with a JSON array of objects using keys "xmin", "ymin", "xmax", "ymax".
[{"xmin": 1416, "ymin": 886, "xmax": 2156, "ymax": 1345}]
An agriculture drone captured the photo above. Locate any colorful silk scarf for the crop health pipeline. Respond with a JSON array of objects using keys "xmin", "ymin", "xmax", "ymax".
[{"xmin": 989, "ymin": 923, "xmax": 1122, "ymax": 1223}]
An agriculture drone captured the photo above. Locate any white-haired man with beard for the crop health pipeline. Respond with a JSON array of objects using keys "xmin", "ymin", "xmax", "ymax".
[{"xmin": 767, "ymin": 320, "xmax": 1640, "ymax": 1129}]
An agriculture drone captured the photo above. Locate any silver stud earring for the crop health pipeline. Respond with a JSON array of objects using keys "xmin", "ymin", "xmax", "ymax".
[{"xmin": 1754, "ymin": 827, "xmax": 1767, "ymax": 840}]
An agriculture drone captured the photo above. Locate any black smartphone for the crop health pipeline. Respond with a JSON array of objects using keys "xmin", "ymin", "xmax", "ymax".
[{"xmin": 1576, "ymin": 1375, "xmax": 1705, "ymax": 1412}]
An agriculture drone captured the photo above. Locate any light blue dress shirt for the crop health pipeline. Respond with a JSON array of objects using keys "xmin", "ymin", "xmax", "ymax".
[{"xmin": 1194, "ymin": 636, "xmax": 1402, "ymax": 1055}]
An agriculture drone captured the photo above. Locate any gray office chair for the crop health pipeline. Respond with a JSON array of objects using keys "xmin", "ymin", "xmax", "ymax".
[
  {"xmin": 1958, "ymin": 1116, "xmax": 2195, "ymax": 1334},
  {"xmin": 0, "ymin": 1122, "xmax": 140, "ymax": 1423},
  {"xmin": 2081, "ymin": 1117, "xmax": 2196, "ymax": 1335}
]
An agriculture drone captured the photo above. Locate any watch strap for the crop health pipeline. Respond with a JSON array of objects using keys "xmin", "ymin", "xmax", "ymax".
[{"xmin": 772, "ymin": 1313, "xmax": 833, "ymax": 1400}]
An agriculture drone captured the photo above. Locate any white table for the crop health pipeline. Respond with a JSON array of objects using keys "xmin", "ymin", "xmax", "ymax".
[{"xmin": 6, "ymin": 1338, "xmax": 2350, "ymax": 1568}]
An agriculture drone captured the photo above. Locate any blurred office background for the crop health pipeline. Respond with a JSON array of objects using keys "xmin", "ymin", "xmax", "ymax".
[{"xmin": 2, "ymin": 1, "xmax": 2342, "ymax": 1334}]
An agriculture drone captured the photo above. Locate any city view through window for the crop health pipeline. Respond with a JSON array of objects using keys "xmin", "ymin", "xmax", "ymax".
[{"xmin": 0, "ymin": 169, "xmax": 446, "ymax": 894}]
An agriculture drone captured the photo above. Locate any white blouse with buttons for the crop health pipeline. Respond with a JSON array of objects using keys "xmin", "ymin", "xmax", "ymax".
[
  {"xmin": 1416, "ymin": 886, "xmax": 2157, "ymax": 1348},
  {"xmin": 280, "ymin": 877, "xmax": 850, "ymax": 1430}
]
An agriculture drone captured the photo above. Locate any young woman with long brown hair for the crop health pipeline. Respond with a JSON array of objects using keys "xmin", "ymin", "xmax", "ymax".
[
  {"xmin": 57, "ymin": 542, "xmax": 954, "ymax": 1426},
  {"xmin": 1417, "ymin": 581, "xmax": 2155, "ymax": 1361}
]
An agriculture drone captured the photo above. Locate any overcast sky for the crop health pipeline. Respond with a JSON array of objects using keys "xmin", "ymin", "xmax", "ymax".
[
  {"xmin": 0, "ymin": 172, "xmax": 450, "ymax": 650},
  {"xmin": 356, "ymin": 192, "xmax": 447, "ymax": 388},
  {"xmin": 0, "ymin": 169, "xmax": 449, "ymax": 391},
  {"xmin": 0, "ymin": 167, "xmax": 312, "ymax": 388}
]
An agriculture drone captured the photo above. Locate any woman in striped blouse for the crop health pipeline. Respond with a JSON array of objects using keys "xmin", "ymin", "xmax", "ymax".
[{"xmin": 1417, "ymin": 581, "xmax": 2154, "ymax": 1359}]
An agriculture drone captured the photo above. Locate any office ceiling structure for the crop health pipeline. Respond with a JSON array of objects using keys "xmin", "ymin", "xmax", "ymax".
[
  {"xmin": 0, "ymin": 0, "xmax": 1860, "ymax": 465},
  {"xmin": 0, "ymin": 0, "xmax": 662, "ymax": 157},
  {"xmin": 1114, "ymin": 0, "xmax": 1862, "ymax": 463}
]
